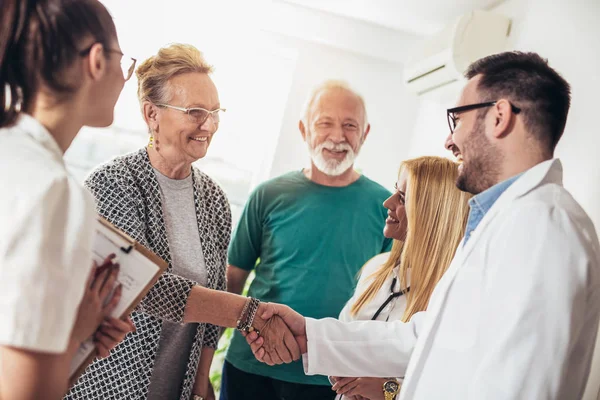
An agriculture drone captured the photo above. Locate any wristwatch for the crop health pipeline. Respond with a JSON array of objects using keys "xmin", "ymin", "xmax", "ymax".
[
  {"xmin": 382, "ymin": 379, "xmax": 400, "ymax": 400},
  {"xmin": 191, "ymin": 395, "xmax": 204, "ymax": 400}
]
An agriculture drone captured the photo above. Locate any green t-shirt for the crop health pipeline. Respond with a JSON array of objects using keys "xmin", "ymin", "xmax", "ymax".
[{"xmin": 225, "ymin": 171, "xmax": 392, "ymax": 385}]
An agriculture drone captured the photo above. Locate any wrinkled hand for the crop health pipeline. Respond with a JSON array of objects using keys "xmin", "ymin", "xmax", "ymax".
[
  {"xmin": 71, "ymin": 254, "xmax": 122, "ymax": 344},
  {"xmin": 244, "ymin": 303, "xmax": 306, "ymax": 365},
  {"xmin": 331, "ymin": 377, "xmax": 389, "ymax": 400},
  {"xmin": 249, "ymin": 312, "xmax": 299, "ymax": 365},
  {"xmin": 94, "ymin": 316, "xmax": 135, "ymax": 358}
]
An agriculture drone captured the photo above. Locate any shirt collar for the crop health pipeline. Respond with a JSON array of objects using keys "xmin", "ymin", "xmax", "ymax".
[
  {"xmin": 16, "ymin": 114, "xmax": 64, "ymax": 161},
  {"xmin": 468, "ymin": 173, "xmax": 523, "ymax": 216}
]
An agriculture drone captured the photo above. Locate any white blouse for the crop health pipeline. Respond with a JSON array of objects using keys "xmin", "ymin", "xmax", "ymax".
[
  {"xmin": 339, "ymin": 252, "xmax": 408, "ymax": 323},
  {"xmin": 0, "ymin": 115, "xmax": 96, "ymax": 354}
]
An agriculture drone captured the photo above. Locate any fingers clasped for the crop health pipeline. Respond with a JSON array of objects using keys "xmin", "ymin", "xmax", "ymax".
[{"xmin": 244, "ymin": 314, "xmax": 301, "ymax": 366}]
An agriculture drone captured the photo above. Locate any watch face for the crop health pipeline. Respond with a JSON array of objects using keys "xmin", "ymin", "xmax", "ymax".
[{"xmin": 384, "ymin": 381, "xmax": 399, "ymax": 393}]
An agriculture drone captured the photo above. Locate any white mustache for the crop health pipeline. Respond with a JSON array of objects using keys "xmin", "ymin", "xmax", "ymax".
[
  {"xmin": 308, "ymin": 139, "xmax": 359, "ymax": 177},
  {"xmin": 318, "ymin": 141, "xmax": 353, "ymax": 152}
]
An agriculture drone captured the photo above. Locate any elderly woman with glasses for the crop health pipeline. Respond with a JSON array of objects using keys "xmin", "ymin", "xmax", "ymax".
[{"xmin": 65, "ymin": 43, "xmax": 292, "ymax": 400}]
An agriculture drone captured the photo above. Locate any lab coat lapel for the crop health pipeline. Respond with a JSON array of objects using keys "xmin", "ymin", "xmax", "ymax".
[
  {"xmin": 399, "ymin": 243, "xmax": 466, "ymax": 398},
  {"xmin": 458, "ymin": 159, "xmax": 562, "ymax": 263}
]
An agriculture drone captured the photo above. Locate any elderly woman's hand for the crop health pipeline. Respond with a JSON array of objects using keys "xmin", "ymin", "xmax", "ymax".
[
  {"xmin": 244, "ymin": 303, "xmax": 306, "ymax": 365},
  {"xmin": 249, "ymin": 314, "xmax": 299, "ymax": 366}
]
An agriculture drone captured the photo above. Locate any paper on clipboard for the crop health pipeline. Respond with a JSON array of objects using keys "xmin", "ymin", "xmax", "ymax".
[{"xmin": 69, "ymin": 218, "xmax": 167, "ymax": 383}]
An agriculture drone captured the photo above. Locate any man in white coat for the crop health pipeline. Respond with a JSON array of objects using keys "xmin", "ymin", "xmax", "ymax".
[{"xmin": 247, "ymin": 51, "xmax": 600, "ymax": 400}]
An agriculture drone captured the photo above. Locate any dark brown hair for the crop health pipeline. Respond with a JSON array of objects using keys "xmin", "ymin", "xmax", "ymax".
[
  {"xmin": 0, "ymin": 0, "xmax": 117, "ymax": 127},
  {"xmin": 466, "ymin": 51, "xmax": 571, "ymax": 153}
]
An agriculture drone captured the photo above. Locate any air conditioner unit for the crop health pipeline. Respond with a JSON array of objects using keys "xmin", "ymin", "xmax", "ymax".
[{"xmin": 403, "ymin": 10, "xmax": 511, "ymax": 96}]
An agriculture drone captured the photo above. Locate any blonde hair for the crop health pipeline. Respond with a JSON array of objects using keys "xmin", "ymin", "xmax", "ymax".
[
  {"xmin": 135, "ymin": 43, "xmax": 213, "ymax": 107},
  {"xmin": 301, "ymin": 79, "xmax": 368, "ymax": 130},
  {"xmin": 351, "ymin": 156, "xmax": 471, "ymax": 321}
]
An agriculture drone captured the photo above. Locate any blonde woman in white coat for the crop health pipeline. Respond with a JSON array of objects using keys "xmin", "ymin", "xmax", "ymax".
[{"xmin": 331, "ymin": 156, "xmax": 471, "ymax": 400}]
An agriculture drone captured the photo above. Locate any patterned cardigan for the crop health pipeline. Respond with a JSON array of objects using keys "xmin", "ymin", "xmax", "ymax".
[{"xmin": 66, "ymin": 148, "xmax": 232, "ymax": 400}]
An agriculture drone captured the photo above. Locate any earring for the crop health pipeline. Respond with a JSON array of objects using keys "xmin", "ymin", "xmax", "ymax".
[{"xmin": 149, "ymin": 130, "xmax": 159, "ymax": 151}]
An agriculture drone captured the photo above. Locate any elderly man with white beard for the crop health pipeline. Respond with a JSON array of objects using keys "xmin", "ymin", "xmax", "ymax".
[{"xmin": 220, "ymin": 80, "xmax": 392, "ymax": 400}]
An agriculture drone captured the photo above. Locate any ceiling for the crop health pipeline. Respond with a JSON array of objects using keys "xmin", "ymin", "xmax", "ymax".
[{"xmin": 280, "ymin": 0, "xmax": 506, "ymax": 36}]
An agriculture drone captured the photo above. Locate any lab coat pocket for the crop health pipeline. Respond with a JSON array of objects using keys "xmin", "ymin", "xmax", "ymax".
[{"xmin": 433, "ymin": 267, "xmax": 483, "ymax": 351}]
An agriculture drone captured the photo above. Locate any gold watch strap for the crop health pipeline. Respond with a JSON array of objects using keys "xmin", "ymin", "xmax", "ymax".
[{"xmin": 383, "ymin": 379, "xmax": 400, "ymax": 400}]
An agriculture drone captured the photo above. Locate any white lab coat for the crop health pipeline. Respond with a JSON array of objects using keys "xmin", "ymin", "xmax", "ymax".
[{"xmin": 302, "ymin": 159, "xmax": 600, "ymax": 399}]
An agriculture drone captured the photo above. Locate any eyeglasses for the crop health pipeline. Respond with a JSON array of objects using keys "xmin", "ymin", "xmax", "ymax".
[
  {"xmin": 447, "ymin": 101, "xmax": 521, "ymax": 134},
  {"xmin": 117, "ymin": 52, "xmax": 137, "ymax": 82},
  {"xmin": 156, "ymin": 104, "xmax": 226, "ymax": 125},
  {"xmin": 79, "ymin": 44, "xmax": 137, "ymax": 81}
]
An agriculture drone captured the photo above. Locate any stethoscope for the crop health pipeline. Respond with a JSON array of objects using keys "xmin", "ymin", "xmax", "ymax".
[{"xmin": 371, "ymin": 276, "xmax": 410, "ymax": 321}]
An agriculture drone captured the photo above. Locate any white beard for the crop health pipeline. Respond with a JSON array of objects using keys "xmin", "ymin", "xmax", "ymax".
[{"xmin": 308, "ymin": 139, "xmax": 359, "ymax": 176}]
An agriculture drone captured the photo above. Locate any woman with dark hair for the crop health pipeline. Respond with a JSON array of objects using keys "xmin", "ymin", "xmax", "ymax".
[
  {"xmin": 0, "ymin": 0, "xmax": 136, "ymax": 398},
  {"xmin": 0, "ymin": 3, "xmax": 305, "ymax": 399}
]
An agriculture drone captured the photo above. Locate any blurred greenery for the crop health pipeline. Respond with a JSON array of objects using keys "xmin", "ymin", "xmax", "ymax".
[{"xmin": 209, "ymin": 271, "xmax": 255, "ymax": 397}]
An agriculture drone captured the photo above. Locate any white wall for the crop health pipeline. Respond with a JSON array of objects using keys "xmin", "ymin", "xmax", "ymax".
[
  {"xmin": 265, "ymin": 33, "xmax": 419, "ymax": 188},
  {"xmin": 405, "ymin": 81, "xmax": 465, "ymax": 158},
  {"xmin": 409, "ymin": 0, "xmax": 600, "ymax": 221},
  {"xmin": 405, "ymin": 0, "xmax": 600, "ymax": 398},
  {"xmin": 258, "ymin": 0, "xmax": 418, "ymax": 64}
]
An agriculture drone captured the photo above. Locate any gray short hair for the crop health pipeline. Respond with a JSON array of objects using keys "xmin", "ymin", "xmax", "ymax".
[{"xmin": 301, "ymin": 80, "xmax": 369, "ymax": 130}]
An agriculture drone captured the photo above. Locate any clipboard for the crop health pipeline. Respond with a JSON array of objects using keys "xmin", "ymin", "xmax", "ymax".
[{"xmin": 68, "ymin": 217, "xmax": 168, "ymax": 385}]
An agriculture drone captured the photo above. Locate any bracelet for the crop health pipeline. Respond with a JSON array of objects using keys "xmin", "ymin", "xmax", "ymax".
[
  {"xmin": 243, "ymin": 298, "xmax": 260, "ymax": 332},
  {"xmin": 236, "ymin": 297, "xmax": 252, "ymax": 331},
  {"xmin": 245, "ymin": 298, "xmax": 260, "ymax": 330},
  {"xmin": 236, "ymin": 297, "xmax": 261, "ymax": 334}
]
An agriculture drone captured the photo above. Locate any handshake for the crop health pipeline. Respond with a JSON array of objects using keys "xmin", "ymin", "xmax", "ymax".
[{"xmin": 242, "ymin": 302, "xmax": 307, "ymax": 365}]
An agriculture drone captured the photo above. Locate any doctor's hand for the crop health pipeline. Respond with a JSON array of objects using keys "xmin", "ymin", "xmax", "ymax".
[
  {"xmin": 71, "ymin": 255, "xmax": 122, "ymax": 345},
  {"xmin": 244, "ymin": 303, "xmax": 307, "ymax": 364},
  {"xmin": 94, "ymin": 316, "xmax": 135, "ymax": 359},
  {"xmin": 331, "ymin": 377, "xmax": 389, "ymax": 400}
]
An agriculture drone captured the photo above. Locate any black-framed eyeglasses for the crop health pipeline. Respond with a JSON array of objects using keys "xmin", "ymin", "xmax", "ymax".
[
  {"xmin": 446, "ymin": 101, "xmax": 521, "ymax": 134},
  {"xmin": 156, "ymin": 104, "xmax": 226, "ymax": 125},
  {"xmin": 79, "ymin": 43, "xmax": 137, "ymax": 82}
]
